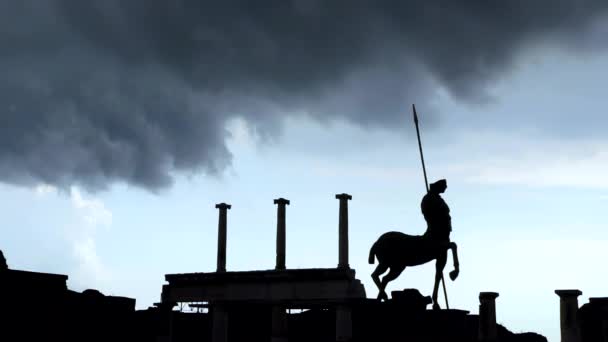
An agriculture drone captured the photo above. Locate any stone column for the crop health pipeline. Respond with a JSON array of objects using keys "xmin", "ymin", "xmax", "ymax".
[
  {"xmin": 335, "ymin": 193, "xmax": 352, "ymax": 269},
  {"xmin": 271, "ymin": 306, "xmax": 288, "ymax": 342},
  {"xmin": 336, "ymin": 305, "xmax": 353, "ymax": 342},
  {"xmin": 212, "ymin": 304, "xmax": 229, "ymax": 342},
  {"xmin": 478, "ymin": 292, "xmax": 499, "ymax": 342},
  {"xmin": 555, "ymin": 289, "xmax": 582, "ymax": 342},
  {"xmin": 215, "ymin": 203, "xmax": 231, "ymax": 273},
  {"xmin": 274, "ymin": 198, "xmax": 290, "ymax": 270}
]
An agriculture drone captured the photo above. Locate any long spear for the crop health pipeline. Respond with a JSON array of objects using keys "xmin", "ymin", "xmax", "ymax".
[{"xmin": 412, "ymin": 104, "xmax": 450, "ymax": 310}]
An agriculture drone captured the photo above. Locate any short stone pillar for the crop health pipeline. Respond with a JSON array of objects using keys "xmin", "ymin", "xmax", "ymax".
[
  {"xmin": 212, "ymin": 304, "xmax": 229, "ymax": 342},
  {"xmin": 336, "ymin": 305, "xmax": 353, "ymax": 342},
  {"xmin": 274, "ymin": 198, "xmax": 290, "ymax": 270},
  {"xmin": 215, "ymin": 203, "xmax": 231, "ymax": 273},
  {"xmin": 271, "ymin": 306, "xmax": 288, "ymax": 342},
  {"xmin": 478, "ymin": 292, "xmax": 499, "ymax": 342},
  {"xmin": 555, "ymin": 289, "xmax": 582, "ymax": 342},
  {"xmin": 335, "ymin": 193, "xmax": 352, "ymax": 269}
]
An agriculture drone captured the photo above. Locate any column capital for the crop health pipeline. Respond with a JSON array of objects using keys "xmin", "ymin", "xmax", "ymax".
[
  {"xmin": 335, "ymin": 193, "xmax": 352, "ymax": 200},
  {"xmin": 215, "ymin": 203, "xmax": 232, "ymax": 210},
  {"xmin": 555, "ymin": 289, "xmax": 582, "ymax": 298},
  {"xmin": 273, "ymin": 198, "xmax": 290, "ymax": 205},
  {"xmin": 480, "ymin": 292, "xmax": 500, "ymax": 301}
]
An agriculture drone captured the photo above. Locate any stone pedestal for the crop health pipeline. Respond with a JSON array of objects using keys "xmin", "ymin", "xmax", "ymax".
[
  {"xmin": 336, "ymin": 305, "xmax": 352, "ymax": 342},
  {"xmin": 335, "ymin": 194, "xmax": 352, "ymax": 269},
  {"xmin": 215, "ymin": 203, "xmax": 231, "ymax": 273},
  {"xmin": 555, "ymin": 289, "xmax": 582, "ymax": 342},
  {"xmin": 478, "ymin": 292, "xmax": 499, "ymax": 342}
]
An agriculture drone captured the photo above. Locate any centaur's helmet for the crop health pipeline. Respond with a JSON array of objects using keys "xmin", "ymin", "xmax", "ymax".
[{"xmin": 430, "ymin": 179, "xmax": 447, "ymax": 192}]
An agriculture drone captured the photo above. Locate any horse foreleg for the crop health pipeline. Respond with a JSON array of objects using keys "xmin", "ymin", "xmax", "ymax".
[
  {"xmin": 372, "ymin": 263, "xmax": 389, "ymax": 301},
  {"xmin": 432, "ymin": 254, "xmax": 447, "ymax": 310},
  {"xmin": 448, "ymin": 242, "xmax": 460, "ymax": 281}
]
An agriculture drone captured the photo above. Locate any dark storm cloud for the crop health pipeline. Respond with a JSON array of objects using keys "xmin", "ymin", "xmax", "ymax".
[{"xmin": 1, "ymin": 1, "xmax": 607, "ymax": 191}]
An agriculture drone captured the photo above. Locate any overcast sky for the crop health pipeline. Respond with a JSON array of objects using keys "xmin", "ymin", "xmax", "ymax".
[{"xmin": 2, "ymin": 2, "xmax": 608, "ymax": 341}]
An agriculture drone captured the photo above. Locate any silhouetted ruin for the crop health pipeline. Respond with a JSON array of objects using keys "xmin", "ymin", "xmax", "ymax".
[
  {"xmin": 0, "ymin": 249, "xmax": 7, "ymax": 271},
  {"xmin": 580, "ymin": 297, "xmax": 608, "ymax": 342},
  {"xmin": 0, "ymin": 263, "xmax": 135, "ymax": 341},
  {"xmin": 0, "ymin": 193, "xmax": 604, "ymax": 341},
  {"xmin": 555, "ymin": 290, "xmax": 608, "ymax": 342}
]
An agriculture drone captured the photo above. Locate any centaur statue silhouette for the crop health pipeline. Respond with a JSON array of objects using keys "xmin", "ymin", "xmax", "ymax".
[{"xmin": 368, "ymin": 179, "xmax": 460, "ymax": 309}]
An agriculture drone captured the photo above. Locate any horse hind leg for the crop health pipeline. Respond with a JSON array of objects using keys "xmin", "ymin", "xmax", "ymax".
[
  {"xmin": 379, "ymin": 265, "xmax": 406, "ymax": 301},
  {"xmin": 372, "ymin": 263, "xmax": 389, "ymax": 300},
  {"xmin": 433, "ymin": 253, "xmax": 448, "ymax": 310}
]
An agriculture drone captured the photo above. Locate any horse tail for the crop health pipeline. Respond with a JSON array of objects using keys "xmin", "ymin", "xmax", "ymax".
[{"xmin": 368, "ymin": 241, "xmax": 377, "ymax": 264}]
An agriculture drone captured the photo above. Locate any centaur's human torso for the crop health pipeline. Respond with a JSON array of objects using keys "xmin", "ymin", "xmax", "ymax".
[{"xmin": 421, "ymin": 185, "xmax": 452, "ymax": 243}]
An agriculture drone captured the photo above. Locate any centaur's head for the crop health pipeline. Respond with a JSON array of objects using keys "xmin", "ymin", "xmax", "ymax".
[{"xmin": 430, "ymin": 179, "xmax": 447, "ymax": 194}]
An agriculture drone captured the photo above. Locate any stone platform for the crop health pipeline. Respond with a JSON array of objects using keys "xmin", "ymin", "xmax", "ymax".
[{"xmin": 161, "ymin": 267, "xmax": 366, "ymax": 304}]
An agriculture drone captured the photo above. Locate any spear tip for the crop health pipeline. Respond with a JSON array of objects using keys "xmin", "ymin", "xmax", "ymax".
[{"xmin": 412, "ymin": 104, "xmax": 419, "ymax": 123}]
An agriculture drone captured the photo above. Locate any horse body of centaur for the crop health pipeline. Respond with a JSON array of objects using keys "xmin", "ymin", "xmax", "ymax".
[{"xmin": 368, "ymin": 231, "xmax": 460, "ymax": 309}]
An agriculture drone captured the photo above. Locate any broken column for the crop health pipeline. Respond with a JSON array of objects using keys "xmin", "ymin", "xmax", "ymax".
[
  {"xmin": 478, "ymin": 292, "xmax": 499, "ymax": 342},
  {"xmin": 215, "ymin": 203, "xmax": 231, "ymax": 273},
  {"xmin": 274, "ymin": 198, "xmax": 290, "ymax": 270},
  {"xmin": 335, "ymin": 193, "xmax": 352, "ymax": 269},
  {"xmin": 555, "ymin": 289, "xmax": 583, "ymax": 342}
]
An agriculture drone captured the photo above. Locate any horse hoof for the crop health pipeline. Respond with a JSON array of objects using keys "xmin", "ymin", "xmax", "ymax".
[
  {"xmin": 449, "ymin": 270, "xmax": 459, "ymax": 281},
  {"xmin": 432, "ymin": 303, "xmax": 440, "ymax": 311}
]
